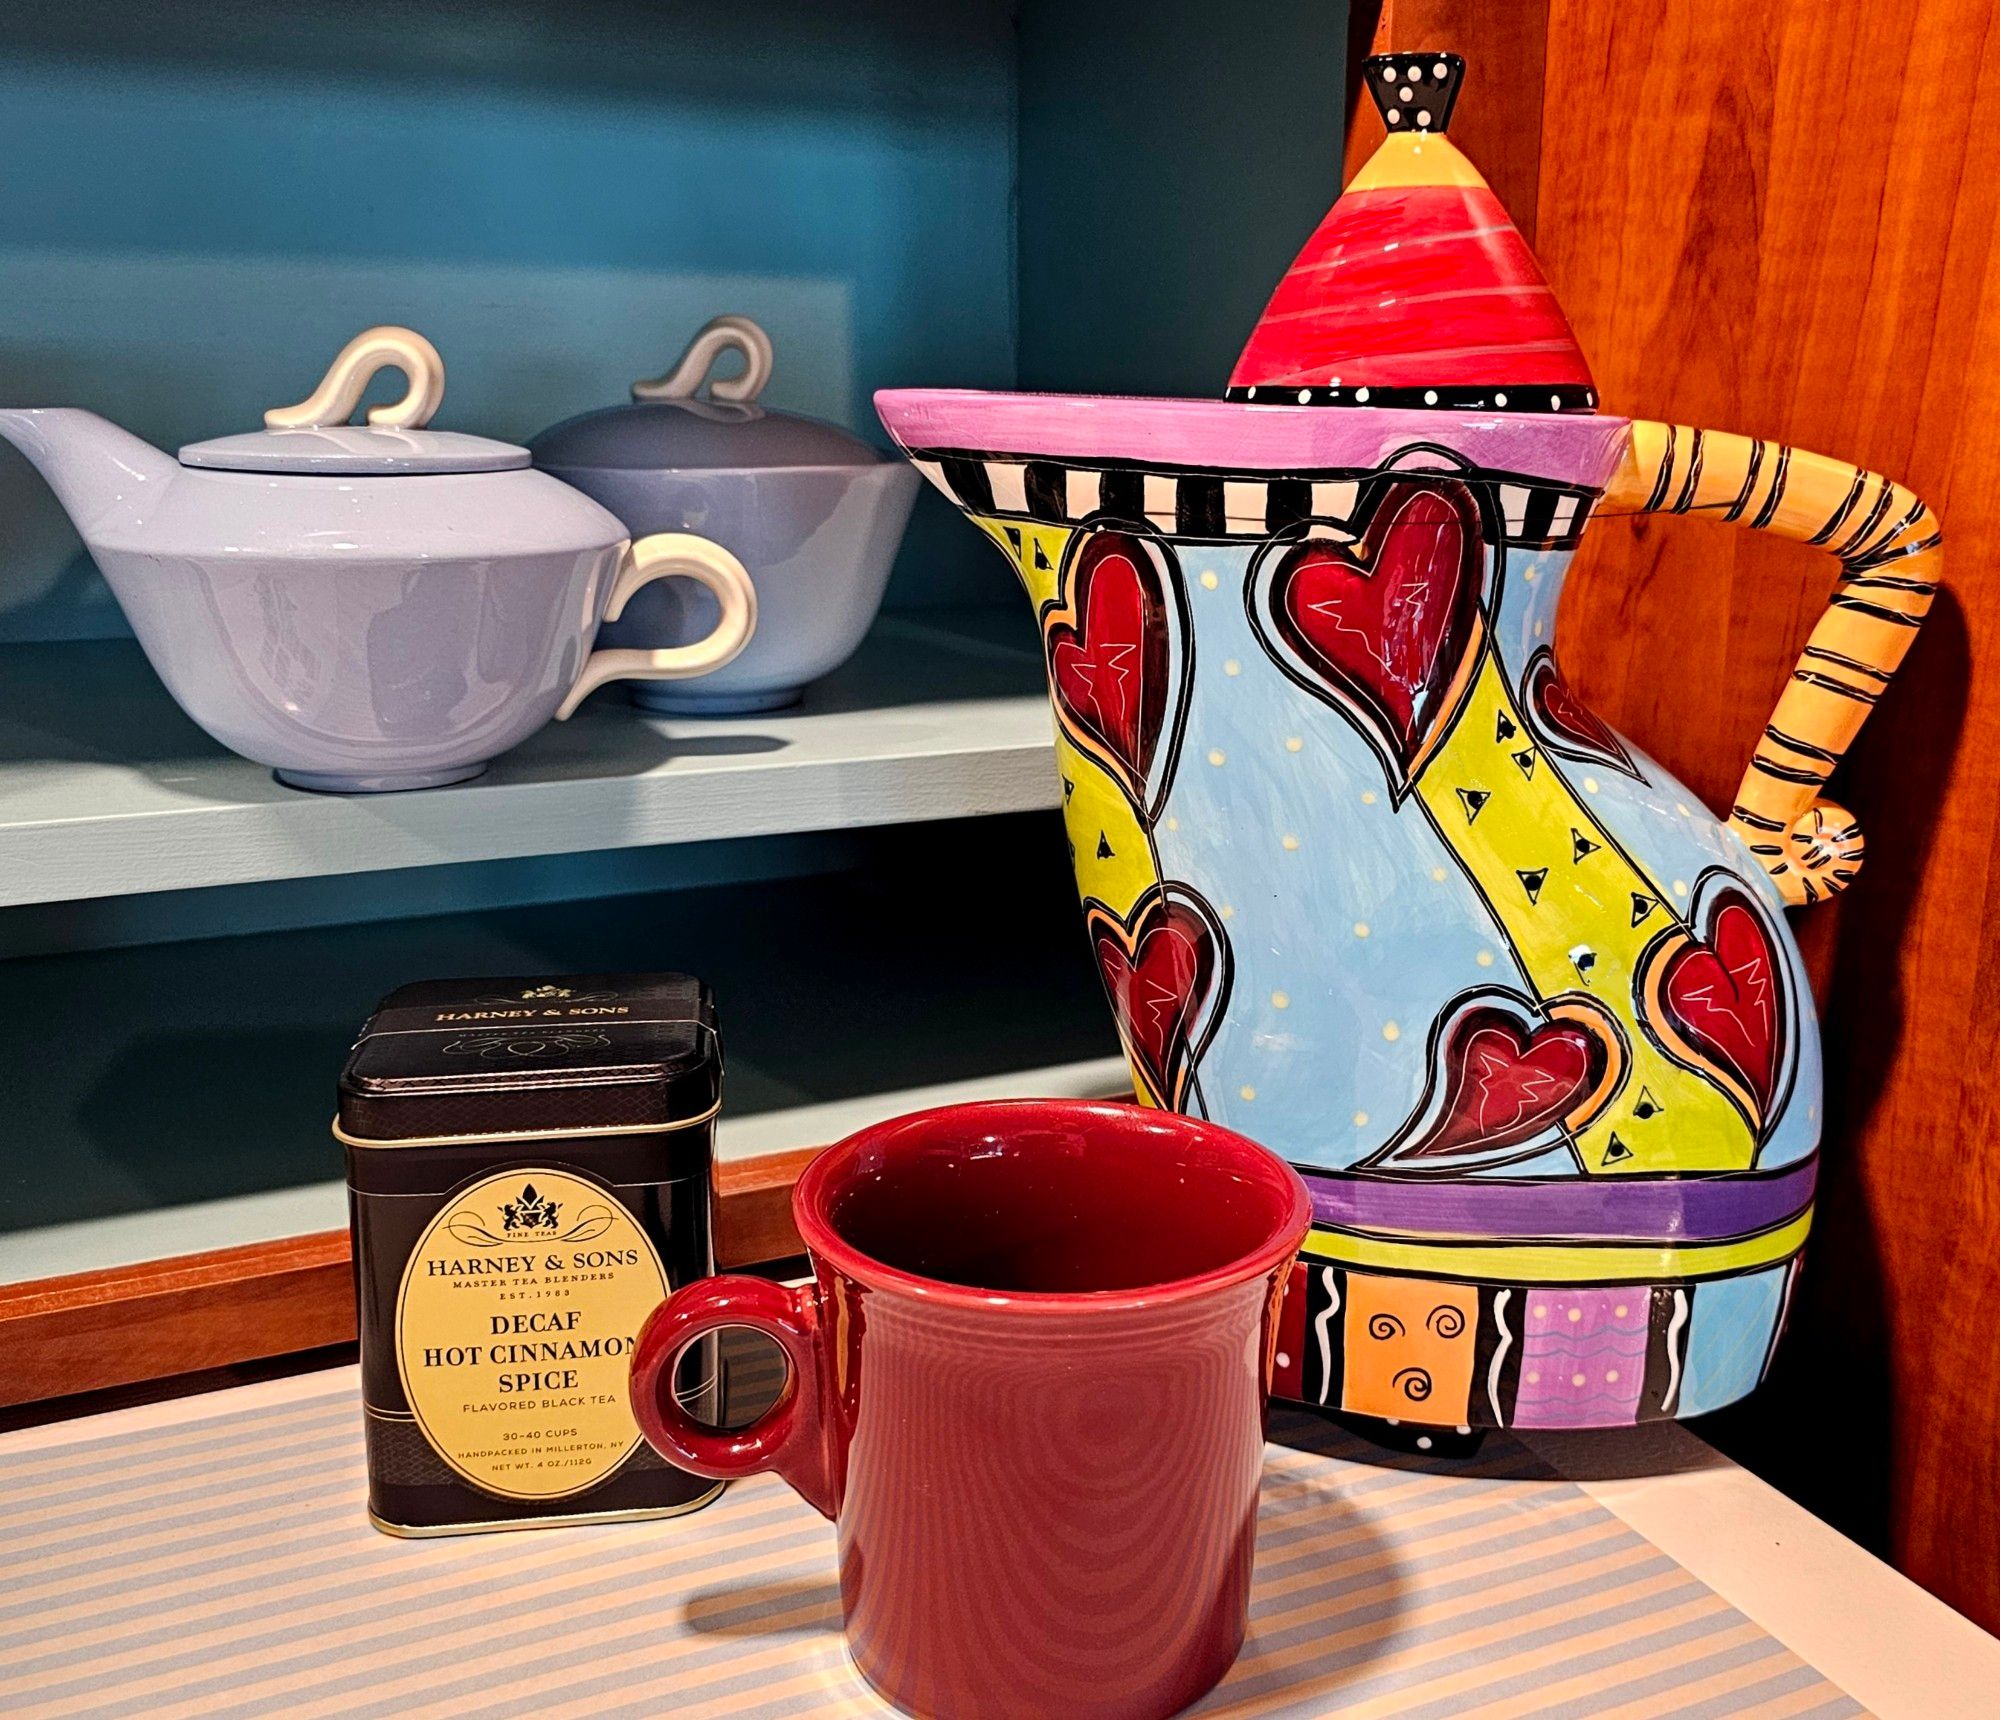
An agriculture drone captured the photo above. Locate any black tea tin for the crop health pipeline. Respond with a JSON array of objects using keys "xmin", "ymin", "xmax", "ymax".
[{"xmin": 338, "ymin": 973, "xmax": 722, "ymax": 1537}]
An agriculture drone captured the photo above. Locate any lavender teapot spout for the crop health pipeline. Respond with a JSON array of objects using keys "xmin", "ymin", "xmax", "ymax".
[{"xmin": 0, "ymin": 327, "xmax": 757, "ymax": 792}]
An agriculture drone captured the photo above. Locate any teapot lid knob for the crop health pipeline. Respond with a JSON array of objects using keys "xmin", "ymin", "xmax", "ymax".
[
  {"xmin": 264, "ymin": 326, "xmax": 445, "ymax": 431},
  {"xmin": 1363, "ymin": 52, "xmax": 1464, "ymax": 135},
  {"xmin": 633, "ymin": 316, "xmax": 774, "ymax": 405}
]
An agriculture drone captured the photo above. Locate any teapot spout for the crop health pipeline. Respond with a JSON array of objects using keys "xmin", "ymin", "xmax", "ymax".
[{"xmin": 0, "ymin": 407, "xmax": 178, "ymax": 542}]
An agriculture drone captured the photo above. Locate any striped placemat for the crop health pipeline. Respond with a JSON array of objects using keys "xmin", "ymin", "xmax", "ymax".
[{"xmin": 0, "ymin": 1345, "xmax": 1862, "ymax": 1719}]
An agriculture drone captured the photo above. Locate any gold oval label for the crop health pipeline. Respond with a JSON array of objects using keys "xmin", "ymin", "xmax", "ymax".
[{"xmin": 395, "ymin": 1167, "xmax": 670, "ymax": 1500}]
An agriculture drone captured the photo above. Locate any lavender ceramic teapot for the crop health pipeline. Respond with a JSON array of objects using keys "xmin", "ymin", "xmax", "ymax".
[
  {"xmin": 531, "ymin": 316, "xmax": 921, "ymax": 715},
  {"xmin": 879, "ymin": 54, "xmax": 1942, "ymax": 1434},
  {"xmin": 0, "ymin": 326, "xmax": 758, "ymax": 792}
]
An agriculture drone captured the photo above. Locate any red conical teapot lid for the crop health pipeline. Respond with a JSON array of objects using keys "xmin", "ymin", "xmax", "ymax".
[{"xmin": 1228, "ymin": 53, "xmax": 1596, "ymax": 414}]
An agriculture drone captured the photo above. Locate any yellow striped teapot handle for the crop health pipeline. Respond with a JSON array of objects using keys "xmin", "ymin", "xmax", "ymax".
[{"xmin": 1601, "ymin": 421, "xmax": 1941, "ymax": 907}]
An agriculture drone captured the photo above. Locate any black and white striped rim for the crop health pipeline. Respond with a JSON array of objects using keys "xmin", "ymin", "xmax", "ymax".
[{"xmin": 906, "ymin": 450, "xmax": 1597, "ymax": 551}]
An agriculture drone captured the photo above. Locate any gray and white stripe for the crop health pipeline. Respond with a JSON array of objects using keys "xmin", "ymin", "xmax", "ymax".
[{"xmin": 0, "ymin": 1344, "xmax": 1859, "ymax": 1718}]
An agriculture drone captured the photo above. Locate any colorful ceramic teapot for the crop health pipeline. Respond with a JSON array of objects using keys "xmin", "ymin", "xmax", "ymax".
[{"xmin": 877, "ymin": 54, "xmax": 1940, "ymax": 1431}]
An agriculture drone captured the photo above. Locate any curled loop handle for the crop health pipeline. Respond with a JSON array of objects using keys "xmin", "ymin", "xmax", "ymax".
[
  {"xmin": 632, "ymin": 314, "xmax": 773, "ymax": 404},
  {"xmin": 264, "ymin": 326, "xmax": 446, "ymax": 431},
  {"xmin": 1602, "ymin": 421, "xmax": 1941, "ymax": 907},
  {"xmin": 629, "ymin": 1274, "xmax": 834, "ymax": 1519},
  {"xmin": 556, "ymin": 531, "xmax": 757, "ymax": 719}
]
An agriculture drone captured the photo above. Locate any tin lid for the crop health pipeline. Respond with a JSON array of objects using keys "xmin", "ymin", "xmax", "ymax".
[{"xmin": 337, "ymin": 973, "xmax": 720, "ymax": 1145}]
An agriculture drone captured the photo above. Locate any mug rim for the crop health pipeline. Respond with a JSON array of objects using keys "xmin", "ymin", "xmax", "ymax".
[{"xmin": 791, "ymin": 1098, "xmax": 1311, "ymax": 1314}]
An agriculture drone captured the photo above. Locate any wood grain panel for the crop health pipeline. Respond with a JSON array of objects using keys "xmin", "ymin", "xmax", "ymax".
[
  {"xmin": 1524, "ymin": 0, "xmax": 2000, "ymax": 1635},
  {"xmin": 0, "ymin": 1231, "xmax": 355, "ymax": 1409},
  {"xmin": 713, "ymin": 1145, "xmax": 821, "ymax": 1270}
]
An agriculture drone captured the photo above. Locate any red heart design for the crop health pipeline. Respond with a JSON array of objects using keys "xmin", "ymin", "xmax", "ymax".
[
  {"xmin": 1087, "ymin": 891, "xmax": 1224, "ymax": 1109},
  {"xmin": 1658, "ymin": 891, "xmax": 1784, "ymax": 1120},
  {"xmin": 1044, "ymin": 532, "xmax": 1174, "ymax": 798},
  {"xmin": 1524, "ymin": 648, "xmax": 1638, "ymax": 777},
  {"xmin": 1382, "ymin": 1004, "xmax": 1611, "ymax": 1167},
  {"xmin": 1269, "ymin": 479, "xmax": 1485, "ymax": 777}
]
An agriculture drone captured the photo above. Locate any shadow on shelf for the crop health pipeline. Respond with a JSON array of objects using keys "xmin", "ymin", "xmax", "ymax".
[
  {"xmin": 0, "ymin": 637, "xmax": 766, "ymax": 792},
  {"xmin": 0, "ymin": 639, "xmax": 216, "ymax": 767}
]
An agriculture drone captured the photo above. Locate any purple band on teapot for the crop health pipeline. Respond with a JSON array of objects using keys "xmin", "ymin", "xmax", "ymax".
[
  {"xmin": 875, "ymin": 388, "xmax": 1632, "ymax": 490},
  {"xmin": 1302, "ymin": 1156, "xmax": 1819, "ymax": 1244}
]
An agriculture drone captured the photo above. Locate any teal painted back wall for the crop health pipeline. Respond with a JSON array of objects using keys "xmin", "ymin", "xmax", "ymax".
[
  {"xmin": 0, "ymin": 2, "xmax": 1360, "ymax": 1256},
  {"xmin": 0, "ymin": 1, "xmax": 1354, "ymax": 641},
  {"xmin": 0, "ymin": 0, "xmax": 1020, "ymax": 640},
  {"xmin": 1016, "ymin": 1, "xmax": 1346, "ymax": 397}
]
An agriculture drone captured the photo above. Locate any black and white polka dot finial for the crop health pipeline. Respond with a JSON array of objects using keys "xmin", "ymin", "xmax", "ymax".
[{"xmin": 1364, "ymin": 52, "xmax": 1465, "ymax": 135}]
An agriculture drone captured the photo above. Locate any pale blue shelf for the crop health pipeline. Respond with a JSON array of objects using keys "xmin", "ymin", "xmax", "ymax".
[{"xmin": 0, "ymin": 606, "xmax": 1057, "ymax": 909}]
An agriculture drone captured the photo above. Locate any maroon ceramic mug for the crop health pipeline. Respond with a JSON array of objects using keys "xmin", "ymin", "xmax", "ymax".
[{"xmin": 631, "ymin": 1098, "xmax": 1311, "ymax": 1720}]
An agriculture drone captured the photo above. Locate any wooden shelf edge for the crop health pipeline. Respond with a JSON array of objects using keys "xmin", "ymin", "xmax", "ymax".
[
  {"xmin": 3, "ymin": 1058, "xmax": 1128, "ymax": 1409},
  {"xmin": 0, "ymin": 1230, "xmax": 356, "ymax": 1410},
  {"xmin": 0, "ymin": 1150, "xmax": 830, "ymax": 1410},
  {"xmin": 712, "ymin": 1145, "xmax": 822, "ymax": 1271}
]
